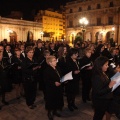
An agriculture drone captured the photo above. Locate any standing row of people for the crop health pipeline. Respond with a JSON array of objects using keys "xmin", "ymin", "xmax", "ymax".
[{"xmin": 0, "ymin": 39, "xmax": 120, "ymax": 120}]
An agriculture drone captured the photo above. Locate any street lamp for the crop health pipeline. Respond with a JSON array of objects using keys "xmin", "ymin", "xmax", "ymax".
[
  {"xmin": 112, "ymin": 27, "xmax": 115, "ymax": 35},
  {"xmin": 40, "ymin": 31, "xmax": 44, "ymax": 41},
  {"xmin": 79, "ymin": 17, "xmax": 89, "ymax": 41}
]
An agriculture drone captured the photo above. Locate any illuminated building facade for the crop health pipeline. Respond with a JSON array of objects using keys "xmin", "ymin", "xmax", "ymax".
[
  {"xmin": 34, "ymin": 9, "xmax": 65, "ymax": 41},
  {"xmin": 65, "ymin": 0, "xmax": 120, "ymax": 44},
  {"xmin": 0, "ymin": 16, "xmax": 42, "ymax": 42}
]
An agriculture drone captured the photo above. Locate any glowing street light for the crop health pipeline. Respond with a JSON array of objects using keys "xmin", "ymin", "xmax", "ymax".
[
  {"xmin": 112, "ymin": 27, "xmax": 115, "ymax": 35},
  {"xmin": 79, "ymin": 17, "xmax": 89, "ymax": 41},
  {"xmin": 40, "ymin": 31, "xmax": 44, "ymax": 41}
]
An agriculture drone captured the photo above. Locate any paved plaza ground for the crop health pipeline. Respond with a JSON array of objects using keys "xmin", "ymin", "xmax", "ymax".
[{"xmin": 0, "ymin": 87, "xmax": 119, "ymax": 120}]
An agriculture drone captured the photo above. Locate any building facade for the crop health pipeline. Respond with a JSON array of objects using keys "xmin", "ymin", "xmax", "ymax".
[
  {"xmin": 65, "ymin": 0, "xmax": 120, "ymax": 44},
  {"xmin": 0, "ymin": 16, "xmax": 42, "ymax": 42},
  {"xmin": 34, "ymin": 9, "xmax": 65, "ymax": 41}
]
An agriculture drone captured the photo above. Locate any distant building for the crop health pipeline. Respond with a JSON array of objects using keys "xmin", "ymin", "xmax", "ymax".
[
  {"xmin": 65, "ymin": 0, "xmax": 120, "ymax": 44},
  {"xmin": 0, "ymin": 16, "xmax": 42, "ymax": 42},
  {"xmin": 34, "ymin": 9, "xmax": 65, "ymax": 41}
]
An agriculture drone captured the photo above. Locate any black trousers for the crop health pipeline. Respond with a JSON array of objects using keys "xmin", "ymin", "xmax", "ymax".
[
  {"xmin": 93, "ymin": 98, "xmax": 120, "ymax": 120},
  {"xmin": 81, "ymin": 78, "xmax": 91, "ymax": 101},
  {"xmin": 24, "ymin": 81, "xmax": 37, "ymax": 106},
  {"xmin": 66, "ymin": 93, "xmax": 76, "ymax": 106}
]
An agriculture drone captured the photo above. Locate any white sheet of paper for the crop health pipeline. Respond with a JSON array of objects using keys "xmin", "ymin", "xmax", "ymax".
[
  {"xmin": 80, "ymin": 63, "xmax": 91, "ymax": 70},
  {"xmin": 110, "ymin": 72, "xmax": 120, "ymax": 91},
  {"xmin": 60, "ymin": 71, "xmax": 73, "ymax": 83}
]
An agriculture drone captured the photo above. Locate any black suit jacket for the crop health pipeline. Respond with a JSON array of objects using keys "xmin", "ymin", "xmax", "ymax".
[{"xmin": 34, "ymin": 47, "xmax": 44, "ymax": 62}]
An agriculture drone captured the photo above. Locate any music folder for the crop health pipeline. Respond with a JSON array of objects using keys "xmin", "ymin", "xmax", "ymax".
[
  {"xmin": 3, "ymin": 63, "xmax": 17, "ymax": 70},
  {"xmin": 27, "ymin": 63, "xmax": 39, "ymax": 69}
]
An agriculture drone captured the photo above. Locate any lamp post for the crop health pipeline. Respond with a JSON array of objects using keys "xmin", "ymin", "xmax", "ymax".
[
  {"xmin": 40, "ymin": 31, "xmax": 44, "ymax": 41},
  {"xmin": 79, "ymin": 17, "xmax": 89, "ymax": 41},
  {"xmin": 112, "ymin": 27, "xmax": 115, "ymax": 35}
]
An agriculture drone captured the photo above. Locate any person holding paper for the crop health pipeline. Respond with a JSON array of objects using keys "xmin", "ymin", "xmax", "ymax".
[
  {"xmin": 0, "ymin": 51, "xmax": 10, "ymax": 108},
  {"xmin": 80, "ymin": 47, "xmax": 93, "ymax": 103},
  {"xmin": 92, "ymin": 56, "xmax": 120, "ymax": 120},
  {"xmin": 34, "ymin": 39, "xmax": 44, "ymax": 90},
  {"xmin": 65, "ymin": 48, "xmax": 80, "ymax": 111},
  {"xmin": 43, "ymin": 56, "xmax": 64, "ymax": 120},
  {"xmin": 22, "ymin": 46, "xmax": 40, "ymax": 109},
  {"xmin": 39, "ymin": 50, "xmax": 50, "ymax": 100},
  {"xmin": 11, "ymin": 48, "xmax": 23, "ymax": 99}
]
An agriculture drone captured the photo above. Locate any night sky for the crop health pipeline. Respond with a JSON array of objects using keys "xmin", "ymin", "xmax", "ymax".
[{"xmin": 0, "ymin": 0, "xmax": 72, "ymax": 20}]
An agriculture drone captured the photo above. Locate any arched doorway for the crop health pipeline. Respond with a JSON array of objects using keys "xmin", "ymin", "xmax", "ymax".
[
  {"xmin": 74, "ymin": 32, "xmax": 83, "ymax": 44},
  {"xmin": 106, "ymin": 31, "xmax": 114, "ymax": 42},
  {"xmin": 27, "ymin": 31, "xmax": 33, "ymax": 43},
  {"xmin": 76, "ymin": 32, "xmax": 82, "ymax": 37},
  {"xmin": 95, "ymin": 32, "xmax": 103, "ymax": 42},
  {"xmin": 9, "ymin": 31, "xmax": 17, "ymax": 42}
]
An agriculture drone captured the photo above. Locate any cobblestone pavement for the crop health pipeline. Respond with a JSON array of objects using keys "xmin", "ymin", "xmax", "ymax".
[{"xmin": 0, "ymin": 88, "xmax": 118, "ymax": 120}]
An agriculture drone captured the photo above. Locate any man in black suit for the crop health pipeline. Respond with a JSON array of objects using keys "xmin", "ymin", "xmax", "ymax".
[
  {"xmin": 3, "ymin": 44, "xmax": 13, "ymax": 63},
  {"xmin": 20, "ymin": 44, "xmax": 26, "ymax": 60},
  {"xmin": 34, "ymin": 39, "xmax": 44, "ymax": 62},
  {"xmin": 3, "ymin": 44, "xmax": 13, "ymax": 92}
]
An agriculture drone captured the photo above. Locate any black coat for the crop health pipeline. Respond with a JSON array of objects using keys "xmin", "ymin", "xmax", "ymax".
[
  {"xmin": 43, "ymin": 65, "xmax": 64, "ymax": 110},
  {"xmin": 22, "ymin": 57, "xmax": 38, "ymax": 81},
  {"xmin": 3, "ymin": 50, "xmax": 13, "ymax": 63},
  {"xmin": 80, "ymin": 56, "xmax": 93, "ymax": 80},
  {"xmin": 11, "ymin": 56, "xmax": 22, "ymax": 84},
  {"xmin": 65, "ymin": 57, "xmax": 80, "ymax": 94},
  {"xmin": 34, "ymin": 47, "xmax": 44, "ymax": 63},
  {"xmin": 0, "ymin": 58, "xmax": 11, "ymax": 92},
  {"xmin": 57, "ymin": 56, "xmax": 67, "ymax": 76},
  {"xmin": 20, "ymin": 51, "xmax": 26, "ymax": 60},
  {"xmin": 92, "ymin": 72, "xmax": 113, "ymax": 111}
]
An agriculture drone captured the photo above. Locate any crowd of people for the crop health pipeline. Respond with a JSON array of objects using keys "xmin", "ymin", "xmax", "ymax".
[{"xmin": 0, "ymin": 39, "xmax": 120, "ymax": 120}]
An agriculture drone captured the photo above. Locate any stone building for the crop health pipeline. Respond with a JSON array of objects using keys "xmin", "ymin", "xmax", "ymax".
[
  {"xmin": 34, "ymin": 9, "xmax": 65, "ymax": 41},
  {"xmin": 0, "ymin": 16, "xmax": 42, "ymax": 42},
  {"xmin": 65, "ymin": 0, "xmax": 120, "ymax": 44}
]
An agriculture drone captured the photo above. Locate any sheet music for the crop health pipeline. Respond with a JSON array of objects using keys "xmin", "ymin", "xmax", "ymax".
[
  {"xmin": 110, "ymin": 72, "xmax": 120, "ymax": 91},
  {"xmin": 60, "ymin": 71, "xmax": 73, "ymax": 83},
  {"xmin": 80, "ymin": 63, "xmax": 91, "ymax": 70}
]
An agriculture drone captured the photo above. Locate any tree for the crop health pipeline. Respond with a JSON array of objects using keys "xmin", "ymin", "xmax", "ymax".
[{"xmin": 74, "ymin": 35, "xmax": 83, "ymax": 45}]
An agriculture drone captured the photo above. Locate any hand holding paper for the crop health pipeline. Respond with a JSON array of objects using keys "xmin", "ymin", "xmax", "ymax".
[
  {"xmin": 109, "ymin": 80, "xmax": 116, "ymax": 89},
  {"xmin": 60, "ymin": 71, "xmax": 73, "ymax": 83},
  {"xmin": 110, "ymin": 72, "xmax": 120, "ymax": 91}
]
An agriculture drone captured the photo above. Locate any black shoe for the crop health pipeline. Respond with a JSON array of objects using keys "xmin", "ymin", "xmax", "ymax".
[
  {"xmin": 2, "ymin": 100, "xmax": 9, "ymax": 105},
  {"xmin": 47, "ymin": 111, "xmax": 53, "ymax": 120},
  {"xmin": 68, "ymin": 105, "xmax": 74, "ymax": 111},
  {"xmin": 0, "ymin": 106, "xmax": 2, "ymax": 110},
  {"xmin": 72, "ymin": 104, "xmax": 78, "ymax": 109},
  {"xmin": 87, "ymin": 98, "xmax": 91, "ymax": 101},
  {"xmin": 28, "ymin": 105, "xmax": 35, "ymax": 109},
  {"xmin": 116, "ymin": 113, "xmax": 120, "ymax": 119},
  {"xmin": 53, "ymin": 111, "xmax": 61, "ymax": 117},
  {"xmin": 83, "ymin": 100, "xmax": 87, "ymax": 103},
  {"xmin": 16, "ymin": 96, "xmax": 21, "ymax": 99}
]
